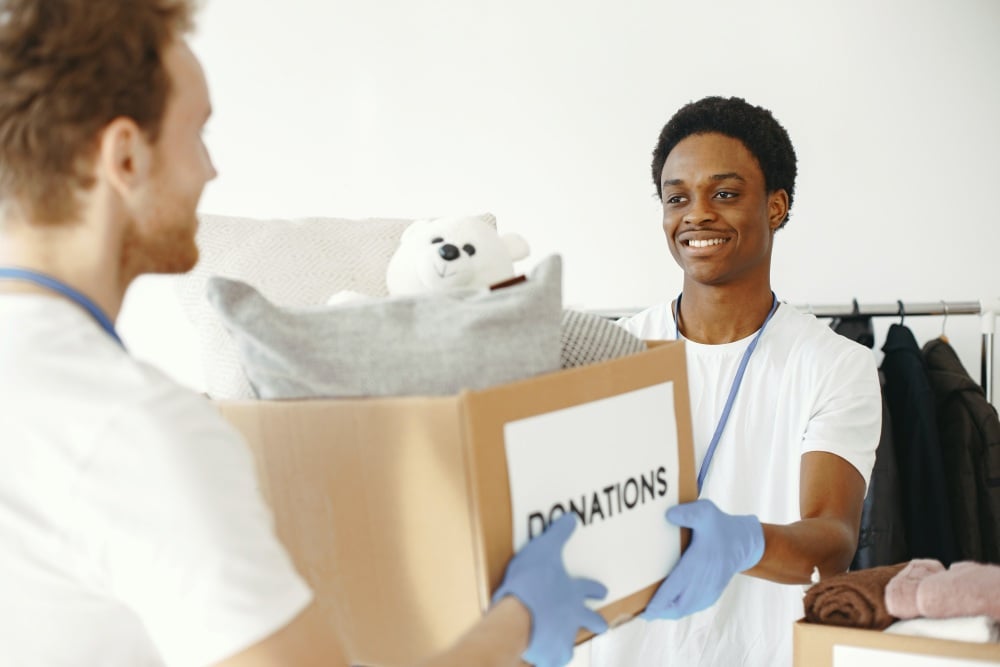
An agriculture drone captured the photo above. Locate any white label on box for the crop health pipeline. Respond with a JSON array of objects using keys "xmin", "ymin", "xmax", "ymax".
[
  {"xmin": 833, "ymin": 645, "xmax": 1000, "ymax": 667},
  {"xmin": 503, "ymin": 381, "xmax": 681, "ymax": 605}
]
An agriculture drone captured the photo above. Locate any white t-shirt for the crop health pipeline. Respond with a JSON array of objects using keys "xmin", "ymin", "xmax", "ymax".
[
  {"xmin": 0, "ymin": 295, "xmax": 312, "ymax": 666},
  {"xmin": 589, "ymin": 301, "xmax": 882, "ymax": 667}
]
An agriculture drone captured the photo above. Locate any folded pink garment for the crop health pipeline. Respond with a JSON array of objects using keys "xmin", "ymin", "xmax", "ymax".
[
  {"xmin": 885, "ymin": 558, "xmax": 945, "ymax": 619},
  {"xmin": 917, "ymin": 561, "xmax": 1000, "ymax": 621}
]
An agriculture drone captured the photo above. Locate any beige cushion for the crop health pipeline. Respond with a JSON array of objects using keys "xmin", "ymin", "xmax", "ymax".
[{"xmin": 177, "ymin": 213, "xmax": 433, "ymax": 398}]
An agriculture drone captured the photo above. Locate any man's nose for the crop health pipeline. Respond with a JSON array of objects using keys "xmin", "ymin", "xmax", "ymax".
[
  {"xmin": 200, "ymin": 138, "xmax": 219, "ymax": 182},
  {"xmin": 682, "ymin": 196, "xmax": 716, "ymax": 225}
]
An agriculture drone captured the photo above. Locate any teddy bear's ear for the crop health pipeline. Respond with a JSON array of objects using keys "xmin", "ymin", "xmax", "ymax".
[
  {"xmin": 501, "ymin": 232, "xmax": 530, "ymax": 262},
  {"xmin": 399, "ymin": 219, "xmax": 430, "ymax": 244}
]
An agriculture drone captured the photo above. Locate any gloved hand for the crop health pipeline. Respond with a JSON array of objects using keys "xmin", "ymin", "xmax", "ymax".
[
  {"xmin": 492, "ymin": 513, "xmax": 609, "ymax": 667},
  {"xmin": 642, "ymin": 498, "xmax": 764, "ymax": 620}
]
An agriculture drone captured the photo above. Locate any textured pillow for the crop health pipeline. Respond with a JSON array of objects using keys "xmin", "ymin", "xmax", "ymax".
[
  {"xmin": 559, "ymin": 309, "xmax": 647, "ymax": 368},
  {"xmin": 176, "ymin": 212, "xmax": 495, "ymax": 398},
  {"xmin": 205, "ymin": 255, "xmax": 563, "ymax": 399}
]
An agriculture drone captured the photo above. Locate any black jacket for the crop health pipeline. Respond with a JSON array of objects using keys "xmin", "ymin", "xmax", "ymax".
[
  {"xmin": 881, "ymin": 324, "xmax": 957, "ymax": 565},
  {"xmin": 851, "ymin": 372, "xmax": 908, "ymax": 569},
  {"xmin": 922, "ymin": 337, "xmax": 1000, "ymax": 563},
  {"xmin": 831, "ymin": 317, "xmax": 908, "ymax": 569}
]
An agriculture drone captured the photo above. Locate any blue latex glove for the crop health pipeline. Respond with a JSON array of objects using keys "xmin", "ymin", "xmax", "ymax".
[
  {"xmin": 643, "ymin": 498, "xmax": 765, "ymax": 620},
  {"xmin": 492, "ymin": 513, "xmax": 609, "ymax": 667}
]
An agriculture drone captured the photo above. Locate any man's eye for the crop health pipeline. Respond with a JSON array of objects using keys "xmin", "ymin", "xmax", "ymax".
[
  {"xmin": 665, "ymin": 195, "xmax": 685, "ymax": 204},
  {"xmin": 715, "ymin": 191, "xmax": 737, "ymax": 199}
]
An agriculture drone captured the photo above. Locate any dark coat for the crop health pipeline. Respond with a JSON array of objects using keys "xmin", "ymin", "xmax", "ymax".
[
  {"xmin": 831, "ymin": 317, "xmax": 908, "ymax": 569},
  {"xmin": 851, "ymin": 372, "xmax": 908, "ymax": 569},
  {"xmin": 880, "ymin": 324, "xmax": 958, "ymax": 565},
  {"xmin": 922, "ymin": 337, "xmax": 1000, "ymax": 563}
]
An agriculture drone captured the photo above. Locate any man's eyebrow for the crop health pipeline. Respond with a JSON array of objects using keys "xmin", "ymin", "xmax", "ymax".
[
  {"xmin": 661, "ymin": 173, "xmax": 746, "ymax": 187},
  {"xmin": 712, "ymin": 172, "xmax": 745, "ymax": 182}
]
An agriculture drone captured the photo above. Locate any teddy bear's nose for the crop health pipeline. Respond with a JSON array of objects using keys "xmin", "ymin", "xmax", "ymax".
[{"xmin": 438, "ymin": 244, "xmax": 461, "ymax": 261}]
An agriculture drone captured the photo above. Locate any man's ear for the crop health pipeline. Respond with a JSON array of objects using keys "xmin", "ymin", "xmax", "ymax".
[
  {"xmin": 768, "ymin": 189, "xmax": 789, "ymax": 231},
  {"xmin": 97, "ymin": 117, "xmax": 152, "ymax": 198}
]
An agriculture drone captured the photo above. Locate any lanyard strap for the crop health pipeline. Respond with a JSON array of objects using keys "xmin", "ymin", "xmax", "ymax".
[
  {"xmin": 674, "ymin": 292, "xmax": 779, "ymax": 493},
  {"xmin": 0, "ymin": 267, "xmax": 125, "ymax": 348}
]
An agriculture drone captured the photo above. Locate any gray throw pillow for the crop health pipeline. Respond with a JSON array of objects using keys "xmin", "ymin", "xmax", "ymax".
[
  {"xmin": 205, "ymin": 255, "xmax": 563, "ymax": 399},
  {"xmin": 560, "ymin": 309, "xmax": 647, "ymax": 368}
]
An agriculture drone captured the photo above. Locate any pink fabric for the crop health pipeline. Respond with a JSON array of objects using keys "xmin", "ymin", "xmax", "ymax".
[
  {"xmin": 885, "ymin": 558, "xmax": 945, "ymax": 619},
  {"xmin": 917, "ymin": 561, "xmax": 1000, "ymax": 621}
]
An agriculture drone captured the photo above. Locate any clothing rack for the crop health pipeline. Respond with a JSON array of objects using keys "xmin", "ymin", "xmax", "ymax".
[
  {"xmin": 590, "ymin": 298, "xmax": 1000, "ymax": 403},
  {"xmin": 797, "ymin": 299, "xmax": 999, "ymax": 404}
]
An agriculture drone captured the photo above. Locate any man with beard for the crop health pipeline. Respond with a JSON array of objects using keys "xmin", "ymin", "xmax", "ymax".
[{"xmin": 0, "ymin": 2, "xmax": 606, "ymax": 666}]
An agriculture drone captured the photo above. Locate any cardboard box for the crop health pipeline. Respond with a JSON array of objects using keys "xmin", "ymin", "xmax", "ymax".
[
  {"xmin": 794, "ymin": 619, "xmax": 1000, "ymax": 666},
  {"xmin": 215, "ymin": 341, "xmax": 695, "ymax": 666}
]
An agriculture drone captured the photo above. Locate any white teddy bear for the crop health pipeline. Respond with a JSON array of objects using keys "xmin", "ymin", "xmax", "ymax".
[{"xmin": 385, "ymin": 214, "xmax": 530, "ymax": 296}]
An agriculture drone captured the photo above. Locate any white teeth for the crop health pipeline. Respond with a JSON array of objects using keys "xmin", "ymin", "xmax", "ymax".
[{"xmin": 687, "ymin": 238, "xmax": 727, "ymax": 248}]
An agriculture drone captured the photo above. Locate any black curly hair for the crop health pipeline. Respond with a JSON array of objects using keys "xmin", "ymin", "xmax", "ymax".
[{"xmin": 651, "ymin": 96, "xmax": 797, "ymax": 228}]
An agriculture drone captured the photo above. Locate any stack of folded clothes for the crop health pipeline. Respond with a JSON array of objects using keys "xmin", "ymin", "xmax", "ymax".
[{"xmin": 803, "ymin": 559, "xmax": 1000, "ymax": 642}]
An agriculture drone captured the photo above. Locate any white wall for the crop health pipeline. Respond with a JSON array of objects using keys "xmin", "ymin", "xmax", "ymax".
[{"xmin": 119, "ymin": 0, "xmax": 1000, "ymax": 401}]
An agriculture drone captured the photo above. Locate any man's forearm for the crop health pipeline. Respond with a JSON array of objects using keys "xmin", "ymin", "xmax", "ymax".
[
  {"xmin": 749, "ymin": 517, "xmax": 859, "ymax": 585},
  {"xmin": 416, "ymin": 597, "xmax": 530, "ymax": 667}
]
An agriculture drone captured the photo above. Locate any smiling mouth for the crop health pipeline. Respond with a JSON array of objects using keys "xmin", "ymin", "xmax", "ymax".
[{"xmin": 684, "ymin": 238, "xmax": 729, "ymax": 248}]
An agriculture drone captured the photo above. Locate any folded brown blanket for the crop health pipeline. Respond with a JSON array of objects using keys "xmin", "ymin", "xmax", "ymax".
[
  {"xmin": 804, "ymin": 562, "xmax": 908, "ymax": 630},
  {"xmin": 885, "ymin": 558, "xmax": 945, "ymax": 619}
]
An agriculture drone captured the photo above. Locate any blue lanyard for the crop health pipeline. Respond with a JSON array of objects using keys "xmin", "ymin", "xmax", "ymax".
[
  {"xmin": 0, "ymin": 267, "xmax": 125, "ymax": 348},
  {"xmin": 674, "ymin": 292, "xmax": 779, "ymax": 493}
]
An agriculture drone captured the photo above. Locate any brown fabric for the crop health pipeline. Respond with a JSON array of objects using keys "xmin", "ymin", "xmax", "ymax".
[{"xmin": 803, "ymin": 562, "xmax": 908, "ymax": 630}]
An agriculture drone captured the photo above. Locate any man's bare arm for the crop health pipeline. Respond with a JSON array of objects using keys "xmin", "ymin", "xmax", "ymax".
[
  {"xmin": 212, "ymin": 597, "xmax": 532, "ymax": 667},
  {"xmin": 747, "ymin": 450, "xmax": 866, "ymax": 584}
]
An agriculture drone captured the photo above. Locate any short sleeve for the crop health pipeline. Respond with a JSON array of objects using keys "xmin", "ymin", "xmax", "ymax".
[
  {"xmin": 616, "ymin": 303, "xmax": 675, "ymax": 340},
  {"xmin": 800, "ymin": 343, "xmax": 883, "ymax": 489},
  {"xmin": 74, "ymin": 387, "xmax": 312, "ymax": 667}
]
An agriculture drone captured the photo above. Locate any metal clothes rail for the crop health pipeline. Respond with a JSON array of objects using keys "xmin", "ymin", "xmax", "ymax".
[
  {"xmin": 591, "ymin": 298, "xmax": 1000, "ymax": 403},
  {"xmin": 794, "ymin": 299, "xmax": 999, "ymax": 404}
]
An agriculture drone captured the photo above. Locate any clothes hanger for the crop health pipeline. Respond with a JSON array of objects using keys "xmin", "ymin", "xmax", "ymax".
[
  {"xmin": 897, "ymin": 299, "xmax": 906, "ymax": 326},
  {"xmin": 830, "ymin": 298, "xmax": 874, "ymax": 348},
  {"xmin": 940, "ymin": 300, "xmax": 950, "ymax": 343}
]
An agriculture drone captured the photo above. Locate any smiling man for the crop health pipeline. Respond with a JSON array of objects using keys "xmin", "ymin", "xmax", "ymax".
[{"xmin": 589, "ymin": 97, "xmax": 883, "ymax": 666}]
